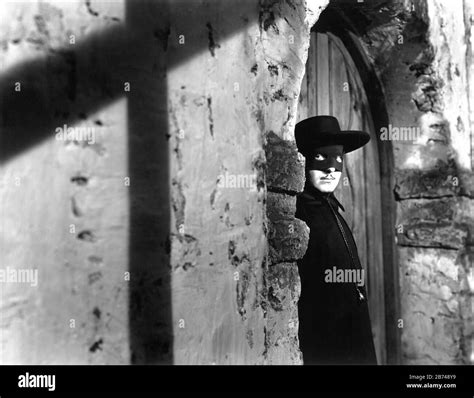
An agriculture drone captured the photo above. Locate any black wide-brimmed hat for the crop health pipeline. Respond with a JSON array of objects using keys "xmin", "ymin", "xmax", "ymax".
[{"xmin": 295, "ymin": 115, "xmax": 370, "ymax": 156}]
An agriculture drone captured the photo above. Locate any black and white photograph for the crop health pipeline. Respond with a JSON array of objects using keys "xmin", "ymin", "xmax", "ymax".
[{"xmin": 0, "ymin": 0, "xmax": 473, "ymax": 393}]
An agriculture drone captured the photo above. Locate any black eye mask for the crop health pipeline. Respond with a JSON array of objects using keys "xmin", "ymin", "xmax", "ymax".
[{"xmin": 305, "ymin": 145, "xmax": 344, "ymax": 172}]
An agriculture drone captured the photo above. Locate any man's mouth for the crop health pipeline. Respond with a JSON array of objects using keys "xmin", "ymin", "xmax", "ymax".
[{"xmin": 321, "ymin": 176, "xmax": 335, "ymax": 181}]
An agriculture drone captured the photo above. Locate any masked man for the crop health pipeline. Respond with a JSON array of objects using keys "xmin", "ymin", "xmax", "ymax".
[{"xmin": 294, "ymin": 115, "xmax": 377, "ymax": 365}]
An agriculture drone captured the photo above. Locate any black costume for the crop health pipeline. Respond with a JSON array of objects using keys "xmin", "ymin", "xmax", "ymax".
[
  {"xmin": 294, "ymin": 115, "xmax": 377, "ymax": 365},
  {"xmin": 295, "ymin": 182, "xmax": 377, "ymax": 365}
]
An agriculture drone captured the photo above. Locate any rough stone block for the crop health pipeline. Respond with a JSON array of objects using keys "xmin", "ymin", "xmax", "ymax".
[
  {"xmin": 267, "ymin": 191, "xmax": 297, "ymax": 220},
  {"xmin": 268, "ymin": 219, "xmax": 309, "ymax": 265},
  {"xmin": 394, "ymin": 161, "xmax": 460, "ymax": 199},
  {"xmin": 264, "ymin": 131, "xmax": 305, "ymax": 194},
  {"xmin": 266, "ymin": 192, "xmax": 309, "ymax": 265},
  {"xmin": 396, "ymin": 197, "xmax": 474, "ymax": 248},
  {"xmin": 397, "ymin": 224, "xmax": 467, "ymax": 250}
]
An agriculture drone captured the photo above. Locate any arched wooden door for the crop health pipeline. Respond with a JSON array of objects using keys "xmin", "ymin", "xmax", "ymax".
[{"xmin": 297, "ymin": 30, "xmax": 386, "ymax": 364}]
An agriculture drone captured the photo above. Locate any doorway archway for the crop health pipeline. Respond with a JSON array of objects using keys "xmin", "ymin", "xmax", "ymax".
[{"xmin": 296, "ymin": 6, "xmax": 400, "ymax": 364}]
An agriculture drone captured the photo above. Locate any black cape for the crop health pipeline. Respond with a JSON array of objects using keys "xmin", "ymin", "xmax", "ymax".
[{"xmin": 295, "ymin": 183, "xmax": 377, "ymax": 365}]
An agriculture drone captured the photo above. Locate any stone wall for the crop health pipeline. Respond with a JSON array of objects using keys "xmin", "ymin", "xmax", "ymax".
[
  {"xmin": 263, "ymin": 132, "xmax": 308, "ymax": 364},
  {"xmin": 1, "ymin": 0, "xmax": 132, "ymax": 364},
  {"xmin": 397, "ymin": 0, "xmax": 474, "ymax": 365},
  {"xmin": 0, "ymin": 0, "xmax": 326, "ymax": 365},
  {"xmin": 326, "ymin": 0, "xmax": 474, "ymax": 364},
  {"xmin": 168, "ymin": 0, "xmax": 326, "ymax": 365},
  {"xmin": 1, "ymin": 0, "xmax": 471, "ymax": 366}
]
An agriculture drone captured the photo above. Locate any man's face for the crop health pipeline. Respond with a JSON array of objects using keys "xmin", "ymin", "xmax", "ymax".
[{"xmin": 306, "ymin": 145, "xmax": 344, "ymax": 193}]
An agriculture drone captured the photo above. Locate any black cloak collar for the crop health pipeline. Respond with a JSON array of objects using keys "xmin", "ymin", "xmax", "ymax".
[{"xmin": 300, "ymin": 181, "xmax": 345, "ymax": 213}]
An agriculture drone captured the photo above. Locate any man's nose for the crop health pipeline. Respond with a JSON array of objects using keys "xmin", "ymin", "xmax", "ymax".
[{"xmin": 325, "ymin": 167, "xmax": 336, "ymax": 174}]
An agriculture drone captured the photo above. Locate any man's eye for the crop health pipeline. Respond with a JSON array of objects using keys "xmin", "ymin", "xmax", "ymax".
[
  {"xmin": 314, "ymin": 154, "xmax": 325, "ymax": 161},
  {"xmin": 336, "ymin": 156, "xmax": 343, "ymax": 163}
]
